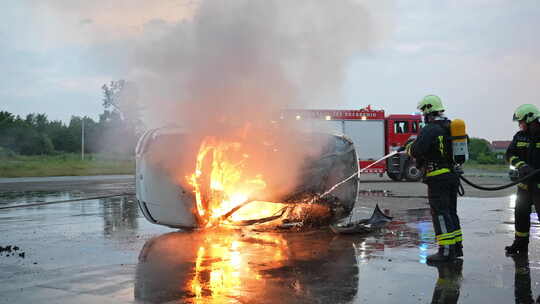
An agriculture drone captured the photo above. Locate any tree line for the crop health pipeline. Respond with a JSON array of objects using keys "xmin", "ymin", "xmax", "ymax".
[
  {"xmin": 0, "ymin": 80, "xmax": 142, "ymax": 157},
  {"xmin": 0, "ymin": 110, "xmax": 137, "ymax": 156},
  {"xmin": 468, "ymin": 137, "xmax": 506, "ymax": 165}
]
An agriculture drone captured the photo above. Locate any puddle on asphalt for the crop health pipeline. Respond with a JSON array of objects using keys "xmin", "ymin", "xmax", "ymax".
[
  {"xmin": 132, "ymin": 194, "xmax": 540, "ymax": 303},
  {"xmin": 4, "ymin": 191, "xmax": 540, "ymax": 303},
  {"xmin": 133, "ymin": 207, "xmax": 438, "ymax": 303}
]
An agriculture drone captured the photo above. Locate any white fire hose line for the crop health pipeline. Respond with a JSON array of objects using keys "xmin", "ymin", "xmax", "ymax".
[
  {"xmin": 313, "ymin": 151, "xmax": 400, "ymax": 202},
  {"xmin": 0, "ymin": 193, "xmax": 132, "ymax": 210},
  {"xmin": 358, "ymin": 151, "xmax": 400, "ymax": 174}
]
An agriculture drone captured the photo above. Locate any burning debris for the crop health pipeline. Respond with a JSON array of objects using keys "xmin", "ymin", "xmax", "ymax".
[{"xmin": 224, "ymin": 194, "xmax": 341, "ymax": 231}]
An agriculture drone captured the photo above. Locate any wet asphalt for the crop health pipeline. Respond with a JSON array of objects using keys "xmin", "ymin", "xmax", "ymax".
[{"xmin": 0, "ymin": 175, "xmax": 539, "ymax": 303}]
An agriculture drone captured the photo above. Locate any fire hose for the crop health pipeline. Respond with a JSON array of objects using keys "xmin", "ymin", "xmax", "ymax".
[
  {"xmin": 458, "ymin": 169, "xmax": 540, "ymax": 191},
  {"xmin": 314, "ymin": 150, "xmax": 540, "ymax": 199},
  {"xmin": 0, "ymin": 193, "xmax": 132, "ymax": 210}
]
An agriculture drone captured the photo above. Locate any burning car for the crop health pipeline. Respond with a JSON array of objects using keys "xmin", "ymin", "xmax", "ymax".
[{"xmin": 135, "ymin": 126, "xmax": 360, "ymax": 229}]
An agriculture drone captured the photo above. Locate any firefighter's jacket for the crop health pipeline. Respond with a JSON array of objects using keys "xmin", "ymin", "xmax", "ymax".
[
  {"xmin": 407, "ymin": 118, "xmax": 453, "ymax": 179},
  {"xmin": 506, "ymin": 131, "xmax": 540, "ymax": 190}
]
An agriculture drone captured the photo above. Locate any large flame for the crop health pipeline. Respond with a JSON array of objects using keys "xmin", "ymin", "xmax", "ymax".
[{"xmin": 187, "ymin": 136, "xmax": 285, "ymax": 227}]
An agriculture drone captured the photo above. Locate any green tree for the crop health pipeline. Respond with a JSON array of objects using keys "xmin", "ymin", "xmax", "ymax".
[
  {"xmin": 0, "ymin": 111, "xmax": 17, "ymax": 152},
  {"xmin": 102, "ymin": 80, "xmax": 125, "ymax": 111},
  {"xmin": 0, "ymin": 79, "xmax": 147, "ymax": 156},
  {"xmin": 100, "ymin": 80, "xmax": 143, "ymax": 156},
  {"xmin": 16, "ymin": 127, "xmax": 54, "ymax": 155},
  {"xmin": 468, "ymin": 138, "xmax": 492, "ymax": 161}
]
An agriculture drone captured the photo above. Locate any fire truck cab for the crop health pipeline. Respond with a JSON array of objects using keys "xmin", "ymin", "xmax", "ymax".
[{"xmin": 286, "ymin": 106, "xmax": 423, "ymax": 181}]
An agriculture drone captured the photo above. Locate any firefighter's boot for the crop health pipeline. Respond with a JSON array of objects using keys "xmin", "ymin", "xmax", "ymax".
[
  {"xmin": 505, "ymin": 236, "xmax": 529, "ymax": 255},
  {"xmin": 427, "ymin": 246, "xmax": 456, "ymax": 264}
]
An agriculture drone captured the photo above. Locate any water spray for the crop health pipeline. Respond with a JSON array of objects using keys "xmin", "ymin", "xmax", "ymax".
[{"xmin": 310, "ymin": 151, "xmax": 400, "ymax": 203}]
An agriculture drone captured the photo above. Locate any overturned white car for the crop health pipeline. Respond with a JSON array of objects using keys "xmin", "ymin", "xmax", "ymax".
[{"xmin": 135, "ymin": 126, "xmax": 360, "ymax": 229}]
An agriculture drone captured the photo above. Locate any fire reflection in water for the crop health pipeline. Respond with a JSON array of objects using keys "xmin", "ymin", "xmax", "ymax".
[
  {"xmin": 189, "ymin": 232, "xmax": 288, "ymax": 302},
  {"xmin": 135, "ymin": 229, "xmax": 358, "ymax": 304}
]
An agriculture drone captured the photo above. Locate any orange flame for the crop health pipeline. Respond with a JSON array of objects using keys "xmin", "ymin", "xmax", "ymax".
[{"xmin": 187, "ymin": 136, "xmax": 285, "ymax": 227}]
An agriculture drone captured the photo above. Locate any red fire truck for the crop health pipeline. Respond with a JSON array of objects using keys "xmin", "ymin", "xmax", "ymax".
[{"xmin": 286, "ymin": 106, "xmax": 423, "ymax": 181}]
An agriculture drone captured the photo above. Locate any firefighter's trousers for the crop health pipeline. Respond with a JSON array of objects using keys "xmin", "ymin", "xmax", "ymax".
[
  {"xmin": 514, "ymin": 186, "xmax": 540, "ymax": 239},
  {"xmin": 427, "ymin": 174, "xmax": 462, "ymax": 255}
]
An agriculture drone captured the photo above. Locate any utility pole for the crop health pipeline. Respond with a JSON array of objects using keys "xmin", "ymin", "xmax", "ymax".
[{"xmin": 81, "ymin": 118, "xmax": 85, "ymax": 161}]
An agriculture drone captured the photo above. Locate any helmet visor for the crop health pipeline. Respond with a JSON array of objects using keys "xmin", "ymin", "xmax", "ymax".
[{"xmin": 419, "ymin": 104, "xmax": 432, "ymax": 113}]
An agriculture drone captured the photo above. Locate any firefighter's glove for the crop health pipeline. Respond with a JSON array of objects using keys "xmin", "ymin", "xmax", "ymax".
[{"xmin": 518, "ymin": 165, "xmax": 534, "ymax": 178}]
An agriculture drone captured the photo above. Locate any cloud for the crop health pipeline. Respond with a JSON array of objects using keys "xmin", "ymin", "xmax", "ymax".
[{"xmin": 24, "ymin": 0, "xmax": 198, "ymax": 47}]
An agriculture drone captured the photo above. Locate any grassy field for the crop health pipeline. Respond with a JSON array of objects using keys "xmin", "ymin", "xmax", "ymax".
[
  {"xmin": 0, "ymin": 154, "xmax": 135, "ymax": 178},
  {"xmin": 0, "ymin": 153, "xmax": 509, "ymax": 178}
]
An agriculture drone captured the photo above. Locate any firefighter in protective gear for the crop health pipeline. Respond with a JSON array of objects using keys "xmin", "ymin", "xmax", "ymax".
[
  {"xmin": 505, "ymin": 104, "xmax": 540, "ymax": 255},
  {"xmin": 407, "ymin": 95, "xmax": 462, "ymax": 263}
]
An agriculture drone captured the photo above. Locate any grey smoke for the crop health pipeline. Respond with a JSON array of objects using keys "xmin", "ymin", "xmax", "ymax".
[
  {"xmin": 123, "ymin": 0, "xmax": 382, "ymax": 199},
  {"xmin": 128, "ymin": 0, "xmax": 376, "ymax": 129}
]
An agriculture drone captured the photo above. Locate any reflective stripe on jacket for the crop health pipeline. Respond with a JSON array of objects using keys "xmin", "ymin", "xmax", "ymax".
[{"xmin": 506, "ymin": 131, "xmax": 540, "ymax": 186}]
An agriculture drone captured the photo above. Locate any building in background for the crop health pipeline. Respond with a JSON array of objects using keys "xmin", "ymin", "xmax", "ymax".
[{"xmin": 491, "ymin": 141, "xmax": 512, "ymax": 159}]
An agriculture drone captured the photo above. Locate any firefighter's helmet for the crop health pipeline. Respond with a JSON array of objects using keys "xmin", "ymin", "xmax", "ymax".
[
  {"xmin": 417, "ymin": 95, "xmax": 445, "ymax": 114},
  {"xmin": 513, "ymin": 104, "xmax": 540, "ymax": 124}
]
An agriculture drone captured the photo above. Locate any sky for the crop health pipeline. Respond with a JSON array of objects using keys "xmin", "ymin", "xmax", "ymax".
[{"xmin": 1, "ymin": 0, "xmax": 539, "ymax": 140}]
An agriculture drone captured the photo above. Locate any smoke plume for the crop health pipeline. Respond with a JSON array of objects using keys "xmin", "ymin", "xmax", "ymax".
[
  {"xmin": 127, "ymin": 0, "xmax": 379, "ymax": 200},
  {"xmin": 128, "ymin": 0, "xmax": 375, "ymax": 128}
]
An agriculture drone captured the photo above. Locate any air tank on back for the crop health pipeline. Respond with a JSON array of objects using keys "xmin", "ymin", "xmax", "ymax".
[{"xmin": 450, "ymin": 119, "xmax": 469, "ymax": 165}]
